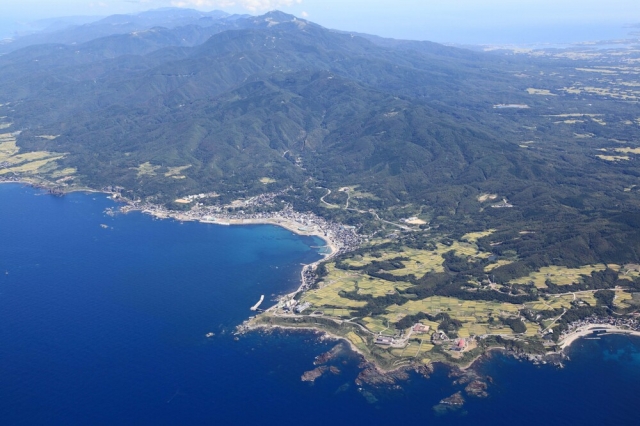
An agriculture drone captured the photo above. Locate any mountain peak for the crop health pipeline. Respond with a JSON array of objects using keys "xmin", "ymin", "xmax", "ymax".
[
  {"xmin": 262, "ymin": 10, "xmax": 297, "ymax": 22},
  {"xmin": 247, "ymin": 10, "xmax": 304, "ymax": 28}
]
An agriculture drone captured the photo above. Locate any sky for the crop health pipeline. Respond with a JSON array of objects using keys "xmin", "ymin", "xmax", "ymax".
[{"xmin": 1, "ymin": 0, "xmax": 639, "ymax": 44}]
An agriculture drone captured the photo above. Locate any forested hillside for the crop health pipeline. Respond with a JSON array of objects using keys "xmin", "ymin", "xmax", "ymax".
[{"xmin": 2, "ymin": 9, "xmax": 640, "ymax": 271}]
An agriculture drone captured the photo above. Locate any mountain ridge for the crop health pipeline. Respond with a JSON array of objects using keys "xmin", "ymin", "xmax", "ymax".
[{"xmin": 1, "ymin": 10, "xmax": 639, "ymax": 268}]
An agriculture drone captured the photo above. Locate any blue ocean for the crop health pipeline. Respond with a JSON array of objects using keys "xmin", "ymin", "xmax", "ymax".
[{"xmin": 1, "ymin": 183, "xmax": 639, "ymax": 425}]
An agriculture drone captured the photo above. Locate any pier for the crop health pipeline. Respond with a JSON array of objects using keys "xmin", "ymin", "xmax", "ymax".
[{"xmin": 250, "ymin": 295, "xmax": 264, "ymax": 311}]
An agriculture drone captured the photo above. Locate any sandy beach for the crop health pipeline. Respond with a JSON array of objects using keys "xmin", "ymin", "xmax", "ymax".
[
  {"xmin": 2, "ymin": 178, "xmax": 349, "ymax": 309},
  {"xmin": 134, "ymin": 200, "xmax": 354, "ymax": 314},
  {"xmin": 1, "ymin": 178, "xmax": 353, "ymax": 260},
  {"xmin": 559, "ymin": 324, "xmax": 640, "ymax": 349},
  {"xmin": 162, "ymin": 213, "xmax": 340, "ymax": 257},
  {"xmin": 223, "ymin": 217, "xmax": 338, "ymax": 255}
]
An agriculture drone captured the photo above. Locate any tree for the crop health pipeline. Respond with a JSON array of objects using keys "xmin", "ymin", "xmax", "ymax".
[{"xmin": 594, "ymin": 289, "xmax": 615, "ymax": 308}]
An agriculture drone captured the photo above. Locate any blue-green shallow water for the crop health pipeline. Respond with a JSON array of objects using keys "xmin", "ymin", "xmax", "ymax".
[{"xmin": 1, "ymin": 183, "xmax": 640, "ymax": 425}]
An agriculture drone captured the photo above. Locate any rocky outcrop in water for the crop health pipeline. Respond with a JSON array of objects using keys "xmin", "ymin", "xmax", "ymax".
[
  {"xmin": 412, "ymin": 362, "xmax": 433, "ymax": 379},
  {"xmin": 301, "ymin": 366, "xmax": 328, "ymax": 382},
  {"xmin": 314, "ymin": 343, "xmax": 343, "ymax": 365},
  {"xmin": 432, "ymin": 391, "xmax": 467, "ymax": 415},
  {"xmin": 448, "ymin": 366, "xmax": 491, "ymax": 398},
  {"xmin": 440, "ymin": 391, "xmax": 465, "ymax": 406},
  {"xmin": 301, "ymin": 365, "xmax": 341, "ymax": 382},
  {"xmin": 465, "ymin": 380, "xmax": 489, "ymax": 398},
  {"xmin": 355, "ymin": 361, "xmax": 409, "ymax": 387}
]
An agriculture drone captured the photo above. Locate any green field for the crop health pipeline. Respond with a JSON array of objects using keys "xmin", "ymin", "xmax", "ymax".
[
  {"xmin": 510, "ymin": 264, "xmax": 608, "ymax": 288},
  {"xmin": 0, "ymin": 134, "xmax": 70, "ymax": 178},
  {"xmin": 362, "ymin": 316, "xmax": 389, "ymax": 333},
  {"xmin": 387, "ymin": 296, "xmax": 520, "ymax": 320},
  {"xmin": 343, "ymin": 241, "xmax": 491, "ymax": 278},
  {"xmin": 301, "ymin": 264, "xmax": 410, "ymax": 308},
  {"xmin": 295, "ymin": 229, "xmax": 640, "ymax": 366},
  {"xmin": 461, "ymin": 229, "xmax": 496, "ymax": 243},
  {"xmin": 485, "ymin": 259, "xmax": 513, "ymax": 272},
  {"xmin": 321, "ymin": 308, "xmax": 355, "ymax": 317}
]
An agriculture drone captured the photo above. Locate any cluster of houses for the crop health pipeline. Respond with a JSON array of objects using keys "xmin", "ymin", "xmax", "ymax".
[
  {"xmin": 126, "ymin": 197, "xmax": 361, "ymax": 257},
  {"xmin": 560, "ymin": 315, "xmax": 640, "ymax": 340},
  {"xmin": 373, "ymin": 322, "xmax": 468, "ymax": 352},
  {"xmin": 278, "ymin": 298, "xmax": 312, "ymax": 314}
]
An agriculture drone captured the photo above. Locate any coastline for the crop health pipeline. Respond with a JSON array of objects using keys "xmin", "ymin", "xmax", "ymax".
[
  {"xmin": 5, "ymin": 179, "xmax": 371, "ymax": 363},
  {"xmin": 9, "ymin": 179, "xmax": 640, "ymax": 378},
  {"xmin": 131, "ymin": 205, "xmax": 344, "ymax": 302},
  {"xmin": 244, "ymin": 319, "xmax": 509, "ymax": 377},
  {"xmin": 1, "ymin": 179, "xmax": 348, "ymax": 299},
  {"xmin": 121, "ymin": 200, "xmax": 349, "ymax": 261},
  {"xmin": 5, "ymin": 179, "xmax": 437, "ymax": 376},
  {"xmin": 116, "ymin": 194, "xmax": 357, "ymax": 308},
  {"xmin": 0, "ymin": 178, "xmax": 103, "ymax": 194},
  {"xmin": 558, "ymin": 324, "xmax": 640, "ymax": 350},
  {"xmin": 149, "ymin": 208, "xmax": 339, "ymax": 255},
  {"xmin": 169, "ymin": 212, "xmax": 343, "ymax": 308},
  {"xmin": 4, "ymin": 179, "xmax": 368, "ymax": 358},
  {"xmin": 242, "ymin": 319, "xmax": 439, "ymax": 378},
  {"xmin": 246, "ymin": 322, "xmax": 371, "ymax": 366}
]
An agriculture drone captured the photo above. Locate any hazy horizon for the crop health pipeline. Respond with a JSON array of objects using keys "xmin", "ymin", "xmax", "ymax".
[{"xmin": 1, "ymin": 0, "xmax": 639, "ymax": 45}]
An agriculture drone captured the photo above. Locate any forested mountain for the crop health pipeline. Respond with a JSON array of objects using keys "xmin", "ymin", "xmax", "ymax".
[
  {"xmin": 2, "ymin": 9, "xmax": 640, "ymax": 269},
  {"xmin": 0, "ymin": 8, "xmax": 234, "ymax": 54}
]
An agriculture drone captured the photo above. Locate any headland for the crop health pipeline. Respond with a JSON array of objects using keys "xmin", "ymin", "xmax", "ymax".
[{"xmin": 5, "ymin": 177, "xmax": 640, "ymax": 386}]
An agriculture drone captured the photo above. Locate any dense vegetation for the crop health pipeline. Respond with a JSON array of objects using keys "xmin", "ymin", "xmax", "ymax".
[
  {"xmin": 6, "ymin": 9, "xmax": 640, "ymax": 368},
  {"xmin": 1, "ymin": 9, "xmax": 640, "ymax": 278}
]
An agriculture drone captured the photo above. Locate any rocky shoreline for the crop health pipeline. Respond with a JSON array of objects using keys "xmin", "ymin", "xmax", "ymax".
[
  {"xmin": 5, "ymin": 178, "xmax": 636, "ymax": 409},
  {"xmin": 238, "ymin": 323, "xmax": 575, "ymax": 410}
]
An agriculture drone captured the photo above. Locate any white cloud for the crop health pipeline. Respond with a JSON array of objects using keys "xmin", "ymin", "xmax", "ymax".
[
  {"xmin": 301, "ymin": 11, "xmax": 308, "ymax": 18},
  {"xmin": 170, "ymin": 0, "xmax": 302, "ymax": 12}
]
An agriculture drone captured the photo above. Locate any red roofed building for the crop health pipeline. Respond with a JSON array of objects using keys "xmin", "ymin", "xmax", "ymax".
[{"xmin": 412, "ymin": 323, "xmax": 430, "ymax": 333}]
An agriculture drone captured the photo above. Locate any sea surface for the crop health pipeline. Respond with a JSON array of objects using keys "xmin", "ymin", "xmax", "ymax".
[{"xmin": 1, "ymin": 183, "xmax": 640, "ymax": 425}]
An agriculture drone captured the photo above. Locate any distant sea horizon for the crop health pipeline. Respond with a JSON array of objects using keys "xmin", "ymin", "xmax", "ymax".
[
  {"xmin": 2, "ymin": 183, "xmax": 640, "ymax": 425},
  {"xmin": 439, "ymin": 23, "xmax": 637, "ymax": 47}
]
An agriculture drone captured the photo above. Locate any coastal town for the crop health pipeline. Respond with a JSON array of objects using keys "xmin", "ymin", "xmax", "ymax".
[
  {"xmin": 116, "ymin": 195, "xmax": 362, "ymax": 258},
  {"xmin": 559, "ymin": 316, "xmax": 640, "ymax": 349}
]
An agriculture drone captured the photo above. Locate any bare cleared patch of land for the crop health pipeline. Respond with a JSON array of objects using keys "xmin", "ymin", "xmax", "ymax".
[
  {"xmin": 526, "ymin": 88, "xmax": 555, "ymax": 95},
  {"xmin": 165, "ymin": 165, "xmax": 191, "ymax": 179},
  {"xmin": 133, "ymin": 162, "xmax": 160, "ymax": 178}
]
